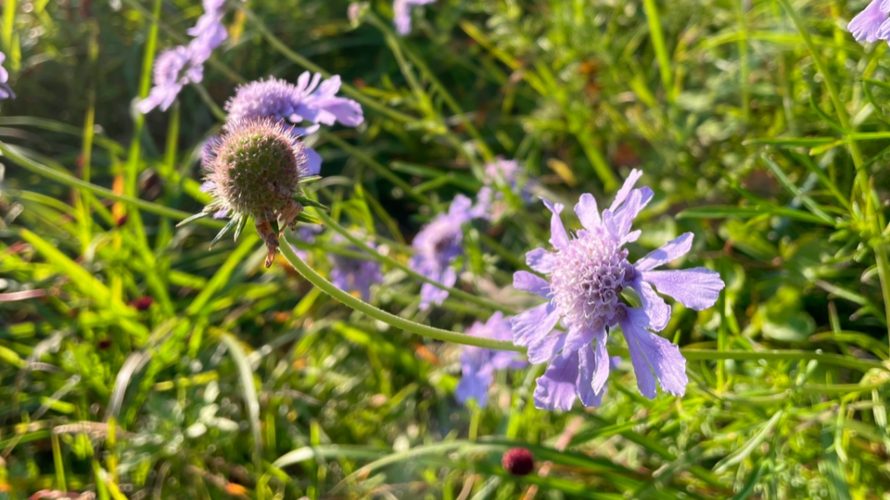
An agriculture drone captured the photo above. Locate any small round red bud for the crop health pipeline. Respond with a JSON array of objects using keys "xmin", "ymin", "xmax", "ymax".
[{"xmin": 502, "ymin": 447, "xmax": 534, "ymax": 476}]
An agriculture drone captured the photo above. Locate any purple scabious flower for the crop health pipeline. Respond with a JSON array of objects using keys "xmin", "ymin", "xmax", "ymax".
[
  {"xmin": 848, "ymin": 0, "xmax": 890, "ymax": 43},
  {"xmin": 0, "ymin": 51, "xmax": 14, "ymax": 100},
  {"xmin": 456, "ymin": 312, "xmax": 526, "ymax": 408},
  {"xmin": 410, "ymin": 195, "xmax": 475, "ymax": 310},
  {"xmin": 225, "ymin": 74, "xmax": 364, "ymax": 130},
  {"xmin": 393, "ymin": 0, "xmax": 436, "ymax": 35},
  {"xmin": 329, "ymin": 234, "xmax": 383, "ymax": 301},
  {"xmin": 511, "ymin": 169, "xmax": 725, "ymax": 411},
  {"xmin": 139, "ymin": 0, "xmax": 228, "ymax": 113}
]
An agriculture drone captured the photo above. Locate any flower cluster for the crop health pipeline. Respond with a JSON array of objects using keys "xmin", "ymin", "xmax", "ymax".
[
  {"xmin": 0, "ymin": 51, "xmax": 14, "ymax": 100},
  {"xmin": 409, "ymin": 195, "xmax": 477, "ymax": 310},
  {"xmin": 511, "ymin": 170, "xmax": 724, "ymax": 410},
  {"xmin": 393, "ymin": 0, "xmax": 436, "ymax": 35},
  {"xmin": 139, "ymin": 0, "xmax": 228, "ymax": 113},
  {"xmin": 455, "ymin": 312, "xmax": 526, "ymax": 407},
  {"xmin": 224, "ymin": 73, "xmax": 364, "ymax": 172},
  {"xmin": 847, "ymin": 1, "xmax": 890, "ymax": 44}
]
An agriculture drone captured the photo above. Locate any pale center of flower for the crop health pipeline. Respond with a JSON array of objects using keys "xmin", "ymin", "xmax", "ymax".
[{"xmin": 549, "ymin": 229, "xmax": 633, "ymax": 331}]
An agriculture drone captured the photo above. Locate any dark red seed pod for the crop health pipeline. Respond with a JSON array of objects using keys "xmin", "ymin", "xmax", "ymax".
[{"xmin": 502, "ymin": 447, "xmax": 534, "ymax": 476}]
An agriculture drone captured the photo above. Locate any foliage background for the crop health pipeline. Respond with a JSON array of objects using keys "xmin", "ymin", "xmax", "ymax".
[{"xmin": 1, "ymin": 0, "xmax": 890, "ymax": 497}]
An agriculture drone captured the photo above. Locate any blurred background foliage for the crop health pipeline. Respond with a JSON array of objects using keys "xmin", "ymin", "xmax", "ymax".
[{"xmin": 1, "ymin": 0, "xmax": 890, "ymax": 497}]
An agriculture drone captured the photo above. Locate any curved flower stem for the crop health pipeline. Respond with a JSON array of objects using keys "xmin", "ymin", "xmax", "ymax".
[
  {"xmin": 314, "ymin": 210, "xmax": 518, "ymax": 315},
  {"xmin": 280, "ymin": 232, "xmax": 523, "ymax": 352}
]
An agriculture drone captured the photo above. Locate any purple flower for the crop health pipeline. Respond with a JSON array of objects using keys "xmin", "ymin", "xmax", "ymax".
[
  {"xmin": 472, "ymin": 158, "xmax": 535, "ymax": 220},
  {"xmin": 848, "ymin": 0, "xmax": 890, "ymax": 43},
  {"xmin": 456, "ymin": 312, "xmax": 526, "ymax": 407},
  {"xmin": 139, "ymin": 0, "xmax": 228, "ymax": 113},
  {"xmin": 329, "ymin": 235, "xmax": 383, "ymax": 301},
  {"xmin": 0, "ymin": 51, "xmax": 14, "ymax": 100},
  {"xmin": 137, "ymin": 46, "xmax": 203, "ymax": 113},
  {"xmin": 511, "ymin": 169, "xmax": 724, "ymax": 411},
  {"xmin": 409, "ymin": 195, "xmax": 476, "ymax": 310},
  {"xmin": 225, "ymin": 74, "xmax": 364, "ymax": 130},
  {"xmin": 393, "ymin": 0, "xmax": 436, "ymax": 35}
]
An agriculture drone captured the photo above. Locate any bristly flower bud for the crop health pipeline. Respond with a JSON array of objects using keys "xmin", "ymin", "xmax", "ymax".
[{"xmin": 187, "ymin": 119, "xmax": 320, "ymax": 267}]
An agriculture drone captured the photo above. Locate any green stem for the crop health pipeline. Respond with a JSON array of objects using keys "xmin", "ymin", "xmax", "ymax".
[
  {"xmin": 313, "ymin": 210, "xmax": 516, "ymax": 315},
  {"xmin": 682, "ymin": 349, "xmax": 885, "ymax": 372},
  {"xmin": 280, "ymin": 233, "xmax": 522, "ymax": 352}
]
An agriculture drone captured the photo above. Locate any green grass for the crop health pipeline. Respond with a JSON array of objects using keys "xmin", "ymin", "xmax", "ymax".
[{"xmin": 2, "ymin": 0, "xmax": 890, "ymax": 497}]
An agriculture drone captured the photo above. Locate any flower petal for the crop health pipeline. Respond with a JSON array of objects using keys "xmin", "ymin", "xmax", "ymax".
[
  {"xmin": 455, "ymin": 370, "xmax": 493, "ymax": 408},
  {"xmin": 634, "ymin": 233, "xmax": 694, "ymax": 272},
  {"xmin": 533, "ymin": 351, "xmax": 579, "ymax": 411},
  {"xmin": 609, "ymin": 168, "xmax": 642, "ymax": 212},
  {"xmin": 562, "ymin": 325, "xmax": 597, "ymax": 354},
  {"xmin": 513, "ymin": 271, "xmax": 550, "ymax": 297},
  {"xmin": 642, "ymin": 268, "xmax": 725, "ymax": 310},
  {"xmin": 302, "ymin": 147, "xmax": 322, "ymax": 177},
  {"xmin": 619, "ymin": 308, "xmax": 688, "ymax": 398},
  {"xmin": 634, "ymin": 280, "xmax": 671, "ymax": 331},
  {"xmin": 527, "ymin": 331, "xmax": 567, "ymax": 364},
  {"xmin": 526, "ymin": 247, "xmax": 556, "ymax": 274},
  {"xmin": 574, "ymin": 193, "xmax": 601, "ymax": 230},
  {"xmin": 542, "ymin": 198, "xmax": 569, "ymax": 250},
  {"xmin": 511, "ymin": 302, "xmax": 559, "ymax": 347},
  {"xmin": 577, "ymin": 342, "xmax": 609, "ymax": 407}
]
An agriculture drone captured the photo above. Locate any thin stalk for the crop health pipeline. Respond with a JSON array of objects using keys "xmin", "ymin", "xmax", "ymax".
[
  {"xmin": 280, "ymin": 232, "xmax": 522, "ymax": 352},
  {"xmin": 314, "ymin": 210, "xmax": 517, "ymax": 315}
]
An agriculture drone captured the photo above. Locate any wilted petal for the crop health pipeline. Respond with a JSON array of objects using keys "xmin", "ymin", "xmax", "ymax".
[
  {"xmin": 642, "ymin": 268, "xmax": 724, "ymax": 310},
  {"xmin": 634, "ymin": 233, "xmax": 694, "ymax": 272},
  {"xmin": 620, "ymin": 307, "xmax": 688, "ymax": 398},
  {"xmin": 533, "ymin": 351, "xmax": 579, "ymax": 411}
]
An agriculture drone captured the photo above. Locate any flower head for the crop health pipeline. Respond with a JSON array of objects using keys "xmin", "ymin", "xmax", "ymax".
[
  {"xmin": 0, "ymin": 51, "xmax": 14, "ymax": 100},
  {"xmin": 225, "ymin": 74, "xmax": 364, "ymax": 130},
  {"xmin": 139, "ymin": 1, "xmax": 227, "ymax": 113},
  {"xmin": 511, "ymin": 169, "xmax": 724, "ymax": 410},
  {"xmin": 200, "ymin": 119, "xmax": 315, "ymax": 266},
  {"xmin": 455, "ymin": 312, "xmax": 526, "ymax": 407},
  {"xmin": 847, "ymin": 0, "xmax": 890, "ymax": 43},
  {"xmin": 329, "ymin": 234, "xmax": 383, "ymax": 301},
  {"xmin": 409, "ymin": 195, "xmax": 475, "ymax": 309},
  {"xmin": 393, "ymin": 0, "xmax": 436, "ymax": 35}
]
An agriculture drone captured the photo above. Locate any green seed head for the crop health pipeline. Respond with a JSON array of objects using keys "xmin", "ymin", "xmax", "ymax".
[{"xmin": 205, "ymin": 119, "xmax": 306, "ymax": 217}]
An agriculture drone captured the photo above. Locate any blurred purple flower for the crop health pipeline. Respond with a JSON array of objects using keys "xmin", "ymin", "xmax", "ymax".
[
  {"xmin": 138, "ymin": 46, "xmax": 204, "ymax": 113},
  {"xmin": 848, "ymin": 0, "xmax": 890, "ymax": 43},
  {"xmin": 511, "ymin": 169, "xmax": 724, "ymax": 411},
  {"xmin": 456, "ymin": 312, "xmax": 526, "ymax": 407},
  {"xmin": 472, "ymin": 157, "xmax": 535, "ymax": 220},
  {"xmin": 139, "ymin": 0, "xmax": 227, "ymax": 113},
  {"xmin": 393, "ymin": 0, "xmax": 435, "ymax": 35},
  {"xmin": 409, "ymin": 195, "xmax": 475, "ymax": 310},
  {"xmin": 329, "ymin": 234, "xmax": 383, "ymax": 301},
  {"xmin": 0, "ymin": 52, "xmax": 14, "ymax": 100}
]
